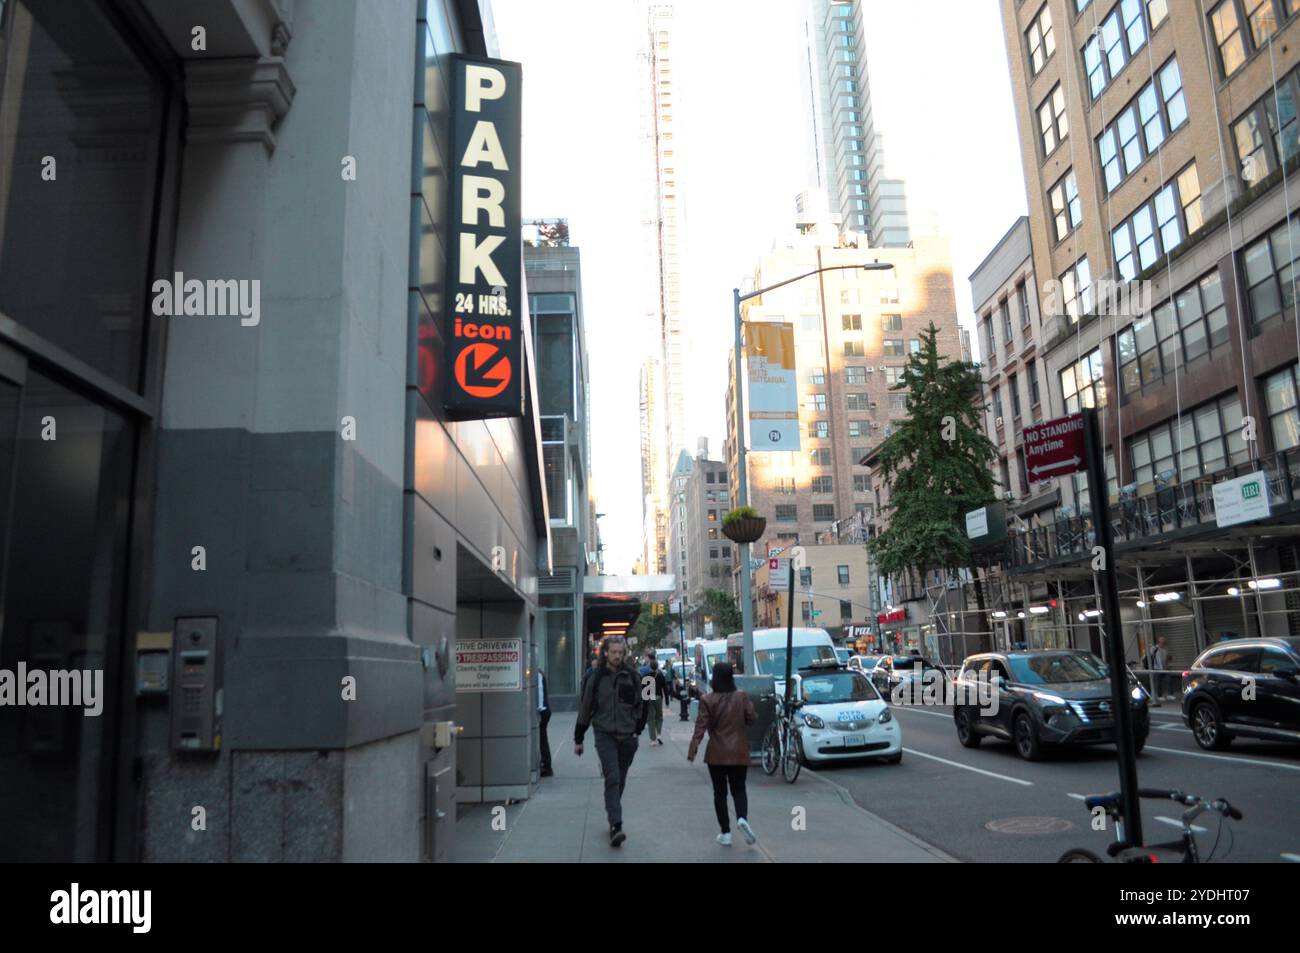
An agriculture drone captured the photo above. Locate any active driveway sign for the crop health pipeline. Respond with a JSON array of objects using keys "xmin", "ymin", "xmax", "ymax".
[{"xmin": 1023, "ymin": 413, "xmax": 1086, "ymax": 480}]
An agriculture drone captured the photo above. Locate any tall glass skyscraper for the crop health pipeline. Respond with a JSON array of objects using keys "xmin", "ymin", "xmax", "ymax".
[{"xmin": 801, "ymin": 0, "xmax": 911, "ymax": 247}]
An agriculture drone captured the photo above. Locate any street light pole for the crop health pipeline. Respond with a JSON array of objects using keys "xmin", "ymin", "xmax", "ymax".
[
  {"xmin": 732, "ymin": 262, "xmax": 894, "ymax": 676},
  {"xmin": 733, "ymin": 286, "xmax": 755, "ymax": 675}
]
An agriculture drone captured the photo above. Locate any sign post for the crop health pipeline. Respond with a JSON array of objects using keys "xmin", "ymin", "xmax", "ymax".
[
  {"xmin": 783, "ymin": 556, "xmax": 796, "ymax": 710},
  {"xmin": 1080, "ymin": 407, "xmax": 1143, "ymax": 849}
]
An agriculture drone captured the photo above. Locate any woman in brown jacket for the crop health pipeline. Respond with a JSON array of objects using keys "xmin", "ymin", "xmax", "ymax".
[{"xmin": 687, "ymin": 662, "xmax": 758, "ymax": 846}]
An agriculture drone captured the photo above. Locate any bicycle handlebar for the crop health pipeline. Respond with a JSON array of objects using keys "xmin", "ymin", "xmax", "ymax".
[
  {"xmin": 1219, "ymin": 800, "xmax": 1243, "ymax": 820},
  {"xmin": 1136, "ymin": 788, "xmax": 1243, "ymax": 819},
  {"xmin": 1138, "ymin": 787, "xmax": 1184, "ymax": 801}
]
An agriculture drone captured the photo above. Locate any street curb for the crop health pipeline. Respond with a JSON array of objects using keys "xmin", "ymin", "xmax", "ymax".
[{"xmin": 800, "ymin": 766, "xmax": 963, "ymax": 863}]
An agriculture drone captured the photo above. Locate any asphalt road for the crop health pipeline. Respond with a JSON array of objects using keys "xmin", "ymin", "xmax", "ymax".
[{"xmin": 805, "ymin": 701, "xmax": 1300, "ymax": 863}]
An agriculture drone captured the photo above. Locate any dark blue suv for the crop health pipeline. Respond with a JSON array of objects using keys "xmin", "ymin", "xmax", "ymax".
[{"xmin": 953, "ymin": 650, "xmax": 1150, "ymax": 760}]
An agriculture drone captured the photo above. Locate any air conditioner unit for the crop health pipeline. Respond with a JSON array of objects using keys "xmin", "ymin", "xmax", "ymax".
[
  {"xmin": 878, "ymin": 366, "xmax": 887, "ymax": 372},
  {"xmin": 995, "ymin": 416, "xmax": 1004, "ymax": 428},
  {"xmin": 865, "ymin": 366, "xmax": 875, "ymax": 373}
]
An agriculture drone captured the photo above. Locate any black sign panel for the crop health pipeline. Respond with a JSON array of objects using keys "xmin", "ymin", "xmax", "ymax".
[{"xmin": 444, "ymin": 55, "xmax": 523, "ymax": 419}]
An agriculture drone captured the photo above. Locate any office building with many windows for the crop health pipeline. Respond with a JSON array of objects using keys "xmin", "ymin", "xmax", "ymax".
[
  {"xmin": 983, "ymin": 0, "xmax": 1300, "ymax": 664},
  {"xmin": 667, "ymin": 440, "xmax": 733, "ymax": 639},
  {"xmin": 725, "ymin": 215, "xmax": 961, "ymax": 628}
]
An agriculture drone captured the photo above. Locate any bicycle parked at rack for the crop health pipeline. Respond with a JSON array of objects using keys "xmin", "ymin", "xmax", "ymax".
[
  {"xmin": 761, "ymin": 693, "xmax": 802, "ymax": 783},
  {"xmin": 1058, "ymin": 788, "xmax": 1242, "ymax": 863}
]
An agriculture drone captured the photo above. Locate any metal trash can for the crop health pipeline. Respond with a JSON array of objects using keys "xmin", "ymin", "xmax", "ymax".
[{"xmin": 734, "ymin": 674, "xmax": 777, "ymax": 759}]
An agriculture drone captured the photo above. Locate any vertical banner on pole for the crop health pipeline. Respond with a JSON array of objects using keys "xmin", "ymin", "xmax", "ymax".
[{"xmin": 746, "ymin": 322, "xmax": 800, "ymax": 451}]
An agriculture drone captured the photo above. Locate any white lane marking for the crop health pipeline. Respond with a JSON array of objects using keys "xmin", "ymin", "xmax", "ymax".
[
  {"xmin": 891, "ymin": 706, "xmax": 954, "ymax": 719},
  {"xmin": 902, "ymin": 747, "xmax": 1033, "ymax": 786},
  {"xmin": 1144, "ymin": 744, "xmax": 1300, "ymax": 772},
  {"xmin": 1156, "ymin": 722, "xmax": 1191, "ymax": 732},
  {"xmin": 1282, "ymin": 853, "xmax": 1300, "ymax": 862},
  {"xmin": 1067, "ymin": 793, "xmax": 1087, "ymax": 800},
  {"xmin": 1155, "ymin": 815, "xmax": 1206, "ymax": 833}
]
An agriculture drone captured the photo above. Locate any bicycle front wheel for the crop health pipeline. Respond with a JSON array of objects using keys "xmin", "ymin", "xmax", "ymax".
[
  {"xmin": 782, "ymin": 727, "xmax": 802, "ymax": 783},
  {"xmin": 761, "ymin": 725, "xmax": 780, "ymax": 776},
  {"xmin": 1057, "ymin": 848, "xmax": 1104, "ymax": 863}
]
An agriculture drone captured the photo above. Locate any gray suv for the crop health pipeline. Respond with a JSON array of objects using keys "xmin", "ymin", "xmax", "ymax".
[{"xmin": 953, "ymin": 650, "xmax": 1150, "ymax": 760}]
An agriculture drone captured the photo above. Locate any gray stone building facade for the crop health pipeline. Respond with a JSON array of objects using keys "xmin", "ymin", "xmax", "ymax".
[{"xmin": 0, "ymin": 0, "xmax": 549, "ymax": 862}]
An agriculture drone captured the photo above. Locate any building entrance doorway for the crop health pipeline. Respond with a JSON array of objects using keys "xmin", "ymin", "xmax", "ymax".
[{"xmin": 0, "ymin": 343, "xmax": 137, "ymax": 861}]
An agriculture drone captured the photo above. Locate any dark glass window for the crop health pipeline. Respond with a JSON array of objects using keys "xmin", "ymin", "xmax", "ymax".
[
  {"xmin": 0, "ymin": 0, "xmax": 167, "ymax": 390},
  {"xmin": 0, "ymin": 368, "xmax": 136, "ymax": 860}
]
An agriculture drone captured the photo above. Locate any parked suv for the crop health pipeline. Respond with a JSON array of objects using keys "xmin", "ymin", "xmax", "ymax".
[
  {"xmin": 952, "ymin": 650, "xmax": 1149, "ymax": 760},
  {"xmin": 1181, "ymin": 637, "xmax": 1300, "ymax": 750}
]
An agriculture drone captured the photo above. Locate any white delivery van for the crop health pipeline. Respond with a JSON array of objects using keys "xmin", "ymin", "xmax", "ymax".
[
  {"xmin": 692, "ymin": 638, "xmax": 729, "ymax": 695},
  {"xmin": 724, "ymin": 627, "xmax": 838, "ymax": 699}
]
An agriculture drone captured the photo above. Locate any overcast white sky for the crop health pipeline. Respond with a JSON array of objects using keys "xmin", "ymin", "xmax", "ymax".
[{"xmin": 494, "ymin": 0, "xmax": 1028, "ymax": 574}]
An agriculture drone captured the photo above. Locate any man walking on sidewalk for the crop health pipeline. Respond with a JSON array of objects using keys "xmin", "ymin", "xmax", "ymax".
[
  {"xmin": 646, "ymin": 659, "xmax": 666, "ymax": 745},
  {"xmin": 574, "ymin": 635, "xmax": 647, "ymax": 847}
]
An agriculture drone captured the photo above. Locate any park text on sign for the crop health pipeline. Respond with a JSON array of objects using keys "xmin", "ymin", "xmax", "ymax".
[
  {"xmin": 444, "ymin": 55, "xmax": 524, "ymax": 419},
  {"xmin": 455, "ymin": 638, "xmax": 523, "ymax": 692},
  {"xmin": 1022, "ymin": 413, "xmax": 1086, "ymax": 480}
]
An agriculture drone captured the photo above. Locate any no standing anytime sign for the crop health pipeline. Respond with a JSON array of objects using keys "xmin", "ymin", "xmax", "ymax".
[{"xmin": 1022, "ymin": 413, "xmax": 1086, "ymax": 481}]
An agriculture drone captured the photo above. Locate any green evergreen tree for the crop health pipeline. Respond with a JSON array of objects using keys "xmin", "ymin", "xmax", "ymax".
[{"xmin": 867, "ymin": 322, "xmax": 999, "ymax": 636}]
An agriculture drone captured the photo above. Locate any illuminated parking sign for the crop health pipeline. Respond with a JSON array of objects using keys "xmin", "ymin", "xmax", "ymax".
[{"xmin": 444, "ymin": 55, "xmax": 523, "ymax": 419}]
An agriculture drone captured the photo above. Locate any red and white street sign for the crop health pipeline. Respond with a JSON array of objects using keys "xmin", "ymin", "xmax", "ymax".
[
  {"xmin": 1023, "ymin": 413, "xmax": 1086, "ymax": 481},
  {"xmin": 768, "ymin": 558, "xmax": 789, "ymax": 592}
]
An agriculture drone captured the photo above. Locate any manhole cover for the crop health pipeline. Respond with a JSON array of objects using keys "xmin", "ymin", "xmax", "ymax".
[{"xmin": 985, "ymin": 816, "xmax": 1074, "ymax": 834}]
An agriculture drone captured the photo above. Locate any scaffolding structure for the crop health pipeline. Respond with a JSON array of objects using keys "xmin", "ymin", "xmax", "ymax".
[{"xmin": 900, "ymin": 518, "xmax": 1300, "ymax": 671}]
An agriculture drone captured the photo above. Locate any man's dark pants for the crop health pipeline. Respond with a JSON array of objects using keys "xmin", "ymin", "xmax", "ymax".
[
  {"xmin": 539, "ymin": 708, "xmax": 552, "ymax": 772},
  {"xmin": 593, "ymin": 729, "xmax": 638, "ymax": 826}
]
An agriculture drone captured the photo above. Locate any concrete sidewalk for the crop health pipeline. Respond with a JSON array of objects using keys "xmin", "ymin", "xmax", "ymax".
[{"xmin": 454, "ymin": 710, "xmax": 955, "ymax": 863}]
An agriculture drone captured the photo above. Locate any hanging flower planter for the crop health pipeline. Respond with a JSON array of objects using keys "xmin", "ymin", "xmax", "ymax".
[{"xmin": 722, "ymin": 506, "xmax": 766, "ymax": 544}]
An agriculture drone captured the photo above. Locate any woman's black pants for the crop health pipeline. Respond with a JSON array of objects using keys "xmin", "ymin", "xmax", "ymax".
[{"xmin": 707, "ymin": 764, "xmax": 748, "ymax": 833}]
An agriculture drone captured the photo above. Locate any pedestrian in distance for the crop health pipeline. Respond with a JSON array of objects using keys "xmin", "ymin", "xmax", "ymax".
[
  {"xmin": 537, "ymin": 667, "xmax": 553, "ymax": 777},
  {"xmin": 574, "ymin": 634, "xmax": 647, "ymax": 847},
  {"xmin": 675, "ymin": 657, "xmax": 692, "ymax": 721},
  {"xmin": 1151, "ymin": 636, "xmax": 1171, "ymax": 705},
  {"xmin": 646, "ymin": 659, "xmax": 667, "ymax": 745},
  {"xmin": 687, "ymin": 661, "xmax": 757, "ymax": 847}
]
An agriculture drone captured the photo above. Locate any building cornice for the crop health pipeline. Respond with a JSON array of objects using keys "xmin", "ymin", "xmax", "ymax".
[{"xmin": 184, "ymin": 57, "xmax": 296, "ymax": 153}]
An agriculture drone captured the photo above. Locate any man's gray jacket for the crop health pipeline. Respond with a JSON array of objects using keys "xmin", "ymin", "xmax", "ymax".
[{"xmin": 574, "ymin": 661, "xmax": 647, "ymax": 743}]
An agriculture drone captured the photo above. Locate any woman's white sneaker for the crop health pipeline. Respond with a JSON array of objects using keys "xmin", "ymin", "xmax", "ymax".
[
  {"xmin": 737, "ymin": 818, "xmax": 757, "ymax": 845},
  {"xmin": 716, "ymin": 832, "xmax": 732, "ymax": 846}
]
